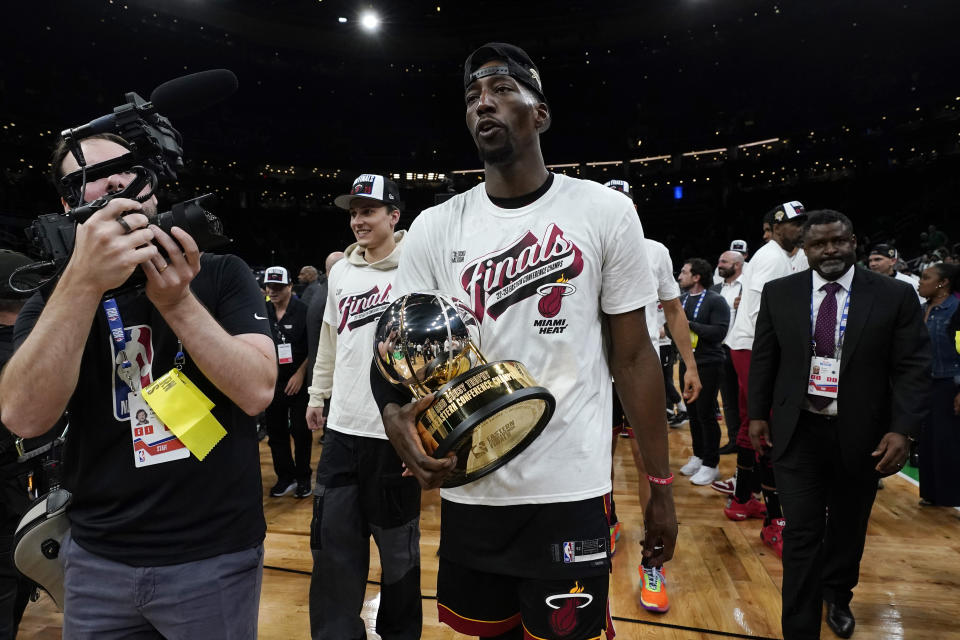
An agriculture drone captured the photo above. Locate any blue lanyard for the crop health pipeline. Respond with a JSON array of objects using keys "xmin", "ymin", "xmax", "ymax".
[
  {"xmin": 809, "ymin": 285, "xmax": 851, "ymax": 358},
  {"xmin": 681, "ymin": 291, "xmax": 706, "ymax": 320},
  {"xmin": 103, "ymin": 297, "xmax": 135, "ymax": 391}
]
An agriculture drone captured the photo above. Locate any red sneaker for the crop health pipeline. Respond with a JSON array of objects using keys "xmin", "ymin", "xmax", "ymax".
[
  {"xmin": 760, "ymin": 518, "xmax": 785, "ymax": 558},
  {"xmin": 723, "ymin": 497, "xmax": 767, "ymax": 521}
]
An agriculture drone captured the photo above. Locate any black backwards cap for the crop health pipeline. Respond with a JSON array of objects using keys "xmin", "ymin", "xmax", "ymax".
[
  {"xmin": 464, "ymin": 42, "xmax": 551, "ymax": 132},
  {"xmin": 870, "ymin": 244, "xmax": 898, "ymax": 260}
]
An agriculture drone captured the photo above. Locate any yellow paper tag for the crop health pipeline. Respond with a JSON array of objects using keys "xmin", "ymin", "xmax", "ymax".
[
  {"xmin": 689, "ymin": 330, "xmax": 699, "ymax": 350},
  {"xmin": 142, "ymin": 369, "xmax": 226, "ymax": 461}
]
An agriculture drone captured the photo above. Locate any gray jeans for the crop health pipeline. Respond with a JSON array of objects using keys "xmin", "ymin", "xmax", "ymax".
[{"xmin": 62, "ymin": 532, "xmax": 264, "ymax": 639}]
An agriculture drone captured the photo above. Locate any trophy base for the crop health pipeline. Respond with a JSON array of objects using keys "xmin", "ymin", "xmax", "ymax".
[{"xmin": 416, "ymin": 361, "xmax": 555, "ymax": 488}]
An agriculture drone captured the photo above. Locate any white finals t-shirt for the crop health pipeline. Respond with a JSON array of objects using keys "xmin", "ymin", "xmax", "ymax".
[
  {"xmin": 324, "ymin": 258, "xmax": 397, "ymax": 439},
  {"xmin": 644, "ymin": 238, "xmax": 681, "ymax": 346},
  {"xmin": 725, "ymin": 241, "xmax": 804, "ymax": 350},
  {"xmin": 394, "ymin": 174, "xmax": 659, "ymax": 505}
]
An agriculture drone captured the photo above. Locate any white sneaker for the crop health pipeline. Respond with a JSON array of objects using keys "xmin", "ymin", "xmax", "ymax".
[
  {"xmin": 680, "ymin": 456, "xmax": 702, "ymax": 476},
  {"xmin": 691, "ymin": 465, "xmax": 719, "ymax": 486}
]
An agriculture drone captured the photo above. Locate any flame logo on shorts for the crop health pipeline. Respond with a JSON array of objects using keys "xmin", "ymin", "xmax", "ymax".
[
  {"xmin": 536, "ymin": 274, "xmax": 577, "ymax": 318},
  {"xmin": 546, "ymin": 582, "xmax": 593, "ymax": 637}
]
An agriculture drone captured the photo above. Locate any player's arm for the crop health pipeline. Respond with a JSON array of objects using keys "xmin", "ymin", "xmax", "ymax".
[
  {"xmin": 306, "ymin": 321, "xmax": 337, "ymax": 430},
  {"xmin": 144, "ymin": 226, "xmax": 276, "ymax": 417},
  {"xmin": 608, "ymin": 308, "xmax": 678, "ymax": 566},
  {"xmin": 1, "ymin": 199, "xmax": 158, "ymax": 437},
  {"xmin": 662, "ymin": 297, "xmax": 702, "ymax": 402}
]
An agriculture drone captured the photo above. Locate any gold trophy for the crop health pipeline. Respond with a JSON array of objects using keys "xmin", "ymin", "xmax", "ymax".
[{"xmin": 374, "ymin": 292, "xmax": 555, "ymax": 487}]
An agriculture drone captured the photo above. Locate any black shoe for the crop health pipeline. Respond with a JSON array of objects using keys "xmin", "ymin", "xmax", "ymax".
[
  {"xmin": 668, "ymin": 411, "xmax": 688, "ymax": 428},
  {"xmin": 826, "ymin": 603, "xmax": 855, "ymax": 638},
  {"xmin": 269, "ymin": 479, "xmax": 297, "ymax": 497},
  {"xmin": 294, "ymin": 480, "xmax": 312, "ymax": 499},
  {"xmin": 718, "ymin": 442, "xmax": 738, "ymax": 455}
]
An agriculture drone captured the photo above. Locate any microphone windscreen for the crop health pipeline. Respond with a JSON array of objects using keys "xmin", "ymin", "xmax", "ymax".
[{"xmin": 150, "ymin": 69, "xmax": 238, "ymax": 117}]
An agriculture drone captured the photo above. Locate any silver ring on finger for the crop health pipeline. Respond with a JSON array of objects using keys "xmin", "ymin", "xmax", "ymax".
[{"xmin": 117, "ymin": 217, "xmax": 133, "ymax": 234}]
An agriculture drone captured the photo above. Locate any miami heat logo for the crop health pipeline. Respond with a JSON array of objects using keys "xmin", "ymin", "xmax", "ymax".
[
  {"xmin": 545, "ymin": 581, "xmax": 593, "ymax": 637},
  {"xmin": 536, "ymin": 274, "xmax": 577, "ymax": 318},
  {"xmin": 460, "ymin": 223, "xmax": 583, "ymax": 322}
]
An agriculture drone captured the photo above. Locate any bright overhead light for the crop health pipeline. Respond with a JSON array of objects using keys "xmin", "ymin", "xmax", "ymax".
[
  {"xmin": 338, "ymin": 16, "xmax": 347, "ymax": 23},
  {"xmin": 360, "ymin": 11, "xmax": 380, "ymax": 31}
]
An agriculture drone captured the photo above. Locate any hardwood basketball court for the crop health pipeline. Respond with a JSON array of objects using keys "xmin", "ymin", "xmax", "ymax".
[{"xmin": 17, "ymin": 420, "xmax": 960, "ymax": 639}]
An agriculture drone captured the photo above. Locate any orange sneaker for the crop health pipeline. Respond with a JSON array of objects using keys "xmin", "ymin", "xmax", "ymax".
[
  {"xmin": 609, "ymin": 521, "xmax": 622, "ymax": 555},
  {"xmin": 639, "ymin": 565, "xmax": 669, "ymax": 613}
]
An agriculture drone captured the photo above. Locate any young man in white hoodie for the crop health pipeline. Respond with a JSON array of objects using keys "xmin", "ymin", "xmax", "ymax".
[{"xmin": 305, "ymin": 174, "xmax": 420, "ymax": 640}]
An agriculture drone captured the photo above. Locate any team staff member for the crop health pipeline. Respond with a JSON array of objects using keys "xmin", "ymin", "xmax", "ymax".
[
  {"xmin": 749, "ymin": 210, "xmax": 930, "ymax": 639},
  {"xmin": 676, "ymin": 259, "xmax": 730, "ymax": 487},
  {"xmin": 372, "ymin": 43, "xmax": 678, "ymax": 640},
  {"xmin": 0, "ymin": 133, "xmax": 276, "ymax": 637},
  {"xmin": 723, "ymin": 201, "xmax": 808, "ymax": 556},
  {"xmin": 264, "ymin": 266, "xmax": 312, "ymax": 498},
  {"xmin": 305, "ymin": 174, "xmax": 421, "ymax": 640}
]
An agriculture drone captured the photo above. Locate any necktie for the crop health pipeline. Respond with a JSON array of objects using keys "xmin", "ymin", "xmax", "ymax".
[{"xmin": 809, "ymin": 281, "xmax": 841, "ymax": 410}]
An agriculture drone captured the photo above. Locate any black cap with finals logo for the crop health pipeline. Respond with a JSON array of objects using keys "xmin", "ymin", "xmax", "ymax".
[
  {"xmin": 770, "ymin": 200, "xmax": 806, "ymax": 224},
  {"xmin": 603, "ymin": 179, "xmax": 633, "ymax": 201},
  {"xmin": 334, "ymin": 174, "xmax": 401, "ymax": 211}
]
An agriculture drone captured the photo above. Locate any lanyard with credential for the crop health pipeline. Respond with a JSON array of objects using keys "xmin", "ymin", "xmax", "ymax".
[
  {"xmin": 681, "ymin": 291, "xmax": 706, "ymax": 320},
  {"xmin": 103, "ymin": 297, "xmax": 138, "ymax": 392},
  {"xmin": 809, "ymin": 285, "xmax": 851, "ymax": 359}
]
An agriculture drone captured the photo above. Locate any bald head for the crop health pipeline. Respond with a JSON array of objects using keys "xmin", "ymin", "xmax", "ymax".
[
  {"xmin": 325, "ymin": 251, "xmax": 345, "ymax": 274},
  {"xmin": 717, "ymin": 250, "xmax": 744, "ymax": 281}
]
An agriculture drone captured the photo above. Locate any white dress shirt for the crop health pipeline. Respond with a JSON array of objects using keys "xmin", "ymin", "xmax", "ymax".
[{"xmin": 803, "ymin": 265, "xmax": 855, "ymax": 416}]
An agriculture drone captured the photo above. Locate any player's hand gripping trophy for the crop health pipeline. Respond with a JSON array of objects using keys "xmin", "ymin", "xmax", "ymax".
[{"xmin": 374, "ymin": 292, "xmax": 555, "ymax": 487}]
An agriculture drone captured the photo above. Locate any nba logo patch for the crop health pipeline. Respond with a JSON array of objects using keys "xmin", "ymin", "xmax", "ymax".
[{"xmin": 562, "ymin": 541, "xmax": 575, "ymax": 563}]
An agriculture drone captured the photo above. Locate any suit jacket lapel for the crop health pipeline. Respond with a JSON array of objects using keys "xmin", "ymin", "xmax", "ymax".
[{"xmin": 840, "ymin": 268, "xmax": 874, "ymax": 375}]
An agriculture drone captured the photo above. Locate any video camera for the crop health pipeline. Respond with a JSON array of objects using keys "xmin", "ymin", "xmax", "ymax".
[{"xmin": 17, "ymin": 70, "xmax": 238, "ymax": 296}]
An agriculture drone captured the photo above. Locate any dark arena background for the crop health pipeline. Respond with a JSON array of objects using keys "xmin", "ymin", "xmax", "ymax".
[{"xmin": 2, "ymin": 0, "xmax": 959, "ymax": 272}]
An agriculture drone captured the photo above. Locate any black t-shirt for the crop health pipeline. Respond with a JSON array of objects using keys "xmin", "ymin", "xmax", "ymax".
[
  {"xmin": 13, "ymin": 253, "xmax": 271, "ymax": 566},
  {"xmin": 267, "ymin": 296, "xmax": 308, "ymax": 390},
  {"xmin": 681, "ymin": 289, "xmax": 730, "ymax": 366}
]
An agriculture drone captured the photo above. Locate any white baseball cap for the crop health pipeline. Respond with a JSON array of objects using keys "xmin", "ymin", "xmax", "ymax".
[
  {"xmin": 264, "ymin": 266, "xmax": 290, "ymax": 286},
  {"xmin": 730, "ymin": 239, "xmax": 748, "ymax": 254}
]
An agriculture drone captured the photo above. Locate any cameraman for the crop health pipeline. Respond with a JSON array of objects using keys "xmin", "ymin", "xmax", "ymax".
[{"xmin": 0, "ymin": 133, "xmax": 276, "ymax": 638}]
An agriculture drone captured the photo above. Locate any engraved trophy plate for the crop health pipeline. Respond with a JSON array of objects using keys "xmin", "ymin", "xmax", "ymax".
[{"xmin": 374, "ymin": 292, "xmax": 555, "ymax": 487}]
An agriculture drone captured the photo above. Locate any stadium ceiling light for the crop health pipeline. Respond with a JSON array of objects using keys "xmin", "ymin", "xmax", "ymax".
[
  {"xmin": 338, "ymin": 16, "xmax": 348, "ymax": 23},
  {"xmin": 360, "ymin": 11, "xmax": 380, "ymax": 31}
]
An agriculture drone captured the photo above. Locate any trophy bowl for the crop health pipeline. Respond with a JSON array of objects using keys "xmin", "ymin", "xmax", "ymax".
[{"xmin": 374, "ymin": 292, "xmax": 555, "ymax": 487}]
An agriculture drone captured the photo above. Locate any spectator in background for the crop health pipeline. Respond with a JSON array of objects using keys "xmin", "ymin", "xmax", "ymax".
[
  {"xmin": 676, "ymin": 258, "xmax": 730, "ymax": 487},
  {"xmin": 917, "ymin": 262, "xmax": 960, "ymax": 507},
  {"xmin": 924, "ymin": 225, "xmax": 949, "ymax": 253},
  {"xmin": 298, "ymin": 265, "xmax": 322, "ymax": 306},
  {"xmin": 263, "ymin": 266, "xmax": 312, "ymax": 499},
  {"xmin": 713, "ymin": 250, "xmax": 745, "ymax": 457},
  {"xmin": 868, "ymin": 244, "xmax": 921, "ymax": 300}
]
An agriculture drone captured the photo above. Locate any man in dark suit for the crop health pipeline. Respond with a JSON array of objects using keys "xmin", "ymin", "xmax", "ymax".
[{"xmin": 748, "ymin": 210, "xmax": 931, "ymax": 640}]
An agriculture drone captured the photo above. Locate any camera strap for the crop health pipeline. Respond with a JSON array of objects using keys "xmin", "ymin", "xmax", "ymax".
[{"xmin": 103, "ymin": 297, "xmax": 138, "ymax": 392}]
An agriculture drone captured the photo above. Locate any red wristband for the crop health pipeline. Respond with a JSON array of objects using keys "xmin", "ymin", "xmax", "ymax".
[{"xmin": 647, "ymin": 473, "xmax": 674, "ymax": 485}]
